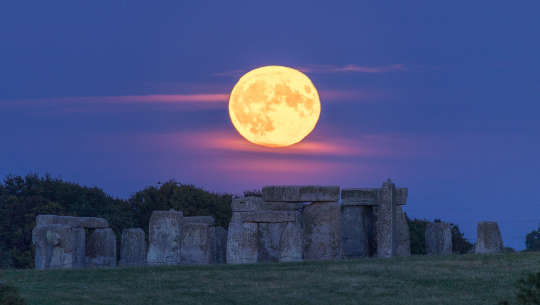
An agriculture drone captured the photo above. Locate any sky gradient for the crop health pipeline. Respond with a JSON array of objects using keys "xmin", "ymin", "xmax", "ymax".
[{"xmin": 1, "ymin": 1, "xmax": 539, "ymax": 250}]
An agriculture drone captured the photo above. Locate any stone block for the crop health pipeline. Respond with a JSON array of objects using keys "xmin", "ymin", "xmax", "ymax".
[
  {"xmin": 181, "ymin": 222, "xmax": 212, "ymax": 265},
  {"xmin": 279, "ymin": 211, "xmax": 304, "ymax": 262},
  {"xmin": 226, "ymin": 213, "xmax": 258, "ymax": 264},
  {"xmin": 425, "ymin": 222, "xmax": 452, "ymax": 256},
  {"xmin": 211, "ymin": 226, "xmax": 227, "ymax": 264},
  {"xmin": 119, "ymin": 228, "xmax": 146, "ymax": 267},
  {"xmin": 258, "ymin": 223, "xmax": 286, "ymax": 262},
  {"xmin": 147, "ymin": 210, "xmax": 183, "ymax": 265},
  {"xmin": 341, "ymin": 188, "xmax": 379, "ymax": 206},
  {"xmin": 241, "ymin": 211, "xmax": 297, "ymax": 223},
  {"xmin": 475, "ymin": 221, "xmax": 503, "ymax": 254},
  {"xmin": 36, "ymin": 214, "xmax": 109, "ymax": 228},
  {"xmin": 376, "ymin": 179, "xmax": 397, "ymax": 258},
  {"xmin": 231, "ymin": 196, "xmax": 264, "ymax": 212},
  {"xmin": 395, "ymin": 206, "xmax": 410, "ymax": 257},
  {"xmin": 86, "ymin": 228, "xmax": 117, "ymax": 267},
  {"xmin": 183, "ymin": 216, "xmax": 215, "ymax": 224},
  {"xmin": 342, "ymin": 205, "xmax": 374, "ymax": 258},
  {"xmin": 395, "ymin": 188, "xmax": 408, "ymax": 205},
  {"xmin": 32, "ymin": 224, "xmax": 86, "ymax": 270},
  {"xmin": 262, "ymin": 185, "xmax": 340, "ymax": 202},
  {"xmin": 303, "ymin": 201, "xmax": 342, "ymax": 260}
]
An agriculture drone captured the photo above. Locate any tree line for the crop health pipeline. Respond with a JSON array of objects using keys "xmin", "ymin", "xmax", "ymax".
[{"xmin": 2, "ymin": 174, "xmax": 539, "ymax": 269}]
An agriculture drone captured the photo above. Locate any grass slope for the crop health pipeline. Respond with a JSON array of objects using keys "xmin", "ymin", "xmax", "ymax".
[{"xmin": 2, "ymin": 253, "xmax": 540, "ymax": 305}]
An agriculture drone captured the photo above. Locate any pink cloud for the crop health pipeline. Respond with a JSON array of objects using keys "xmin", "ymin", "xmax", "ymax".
[{"xmin": 31, "ymin": 93, "xmax": 229, "ymax": 104}]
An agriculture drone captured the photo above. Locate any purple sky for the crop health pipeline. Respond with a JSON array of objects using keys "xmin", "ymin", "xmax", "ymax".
[{"xmin": 1, "ymin": 1, "xmax": 539, "ymax": 250}]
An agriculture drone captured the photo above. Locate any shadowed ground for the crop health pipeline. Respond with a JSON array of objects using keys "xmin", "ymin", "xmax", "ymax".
[{"xmin": 2, "ymin": 253, "xmax": 540, "ymax": 305}]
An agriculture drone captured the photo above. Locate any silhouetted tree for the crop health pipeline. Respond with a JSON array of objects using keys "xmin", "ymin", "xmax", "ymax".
[{"xmin": 525, "ymin": 225, "xmax": 540, "ymax": 251}]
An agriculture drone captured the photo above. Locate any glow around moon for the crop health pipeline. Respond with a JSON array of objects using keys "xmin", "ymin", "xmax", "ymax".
[{"xmin": 228, "ymin": 66, "xmax": 321, "ymax": 147}]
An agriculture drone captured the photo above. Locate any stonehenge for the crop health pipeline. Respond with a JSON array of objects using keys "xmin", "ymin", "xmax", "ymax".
[
  {"xmin": 34, "ymin": 179, "xmax": 512, "ymax": 270},
  {"xmin": 227, "ymin": 179, "xmax": 410, "ymax": 264},
  {"xmin": 474, "ymin": 221, "xmax": 503, "ymax": 254},
  {"xmin": 425, "ymin": 222, "xmax": 453, "ymax": 255}
]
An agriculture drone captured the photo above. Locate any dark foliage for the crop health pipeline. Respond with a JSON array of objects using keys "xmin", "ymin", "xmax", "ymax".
[
  {"xmin": 0, "ymin": 174, "xmax": 232, "ymax": 269},
  {"xmin": 407, "ymin": 216, "xmax": 473, "ymax": 255},
  {"xmin": 451, "ymin": 223, "xmax": 474, "ymax": 254},
  {"xmin": 0, "ymin": 283, "xmax": 26, "ymax": 305},
  {"xmin": 129, "ymin": 180, "xmax": 232, "ymax": 232},
  {"xmin": 407, "ymin": 216, "xmax": 429, "ymax": 255},
  {"xmin": 525, "ymin": 225, "xmax": 540, "ymax": 251}
]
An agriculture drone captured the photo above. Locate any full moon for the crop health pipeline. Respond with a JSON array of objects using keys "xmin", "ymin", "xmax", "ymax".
[{"xmin": 228, "ymin": 66, "xmax": 321, "ymax": 147}]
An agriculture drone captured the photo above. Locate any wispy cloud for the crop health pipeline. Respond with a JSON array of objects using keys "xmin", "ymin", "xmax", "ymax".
[
  {"xmin": 296, "ymin": 64, "xmax": 406, "ymax": 74},
  {"xmin": 214, "ymin": 64, "xmax": 406, "ymax": 77}
]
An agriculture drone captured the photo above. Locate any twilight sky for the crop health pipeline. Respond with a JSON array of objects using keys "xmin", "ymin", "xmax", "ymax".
[{"xmin": 1, "ymin": 1, "xmax": 539, "ymax": 250}]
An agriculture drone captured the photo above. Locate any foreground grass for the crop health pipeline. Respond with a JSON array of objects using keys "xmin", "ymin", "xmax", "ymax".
[{"xmin": 2, "ymin": 253, "xmax": 540, "ymax": 305}]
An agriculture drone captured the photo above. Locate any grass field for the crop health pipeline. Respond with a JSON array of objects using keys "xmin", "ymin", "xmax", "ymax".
[{"xmin": 2, "ymin": 252, "xmax": 540, "ymax": 305}]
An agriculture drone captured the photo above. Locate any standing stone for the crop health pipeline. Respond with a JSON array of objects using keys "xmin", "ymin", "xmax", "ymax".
[
  {"xmin": 211, "ymin": 226, "xmax": 227, "ymax": 264},
  {"xmin": 119, "ymin": 228, "xmax": 146, "ymax": 267},
  {"xmin": 303, "ymin": 201, "xmax": 342, "ymax": 260},
  {"xmin": 32, "ymin": 224, "xmax": 86, "ymax": 270},
  {"xmin": 226, "ymin": 213, "xmax": 258, "ymax": 264},
  {"xmin": 279, "ymin": 211, "xmax": 304, "ymax": 262},
  {"xmin": 342, "ymin": 205, "xmax": 374, "ymax": 258},
  {"xmin": 257, "ymin": 222, "xmax": 286, "ymax": 262},
  {"xmin": 475, "ymin": 221, "xmax": 503, "ymax": 254},
  {"xmin": 395, "ymin": 206, "xmax": 411, "ymax": 257},
  {"xmin": 181, "ymin": 217, "xmax": 214, "ymax": 265},
  {"xmin": 147, "ymin": 210, "xmax": 183, "ymax": 265},
  {"xmin": 425, "ymin": 222, "xmax": 452, "ymax": 255},
  {"xmin": 376, "ymin": 179, "xmax": 397, "ymax": 258},
  {"xmin": 86, "ymin": 228, "xmax": 117, "ymax": 267}
]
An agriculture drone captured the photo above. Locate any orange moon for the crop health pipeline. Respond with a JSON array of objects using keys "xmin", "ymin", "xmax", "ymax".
[{"xmin": 228, "ymin": 66, "xmax": 321, "ymax": 147}]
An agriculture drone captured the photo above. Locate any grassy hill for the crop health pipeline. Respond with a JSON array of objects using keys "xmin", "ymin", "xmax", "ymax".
[{"xmin": 2, "ymin": 252, "xmax": 540, "ymax": 305}]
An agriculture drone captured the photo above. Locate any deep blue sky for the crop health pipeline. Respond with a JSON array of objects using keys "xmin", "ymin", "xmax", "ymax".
[{"xmin": 1, "ymin": 1, "xmax": 539, "ymax": 250}]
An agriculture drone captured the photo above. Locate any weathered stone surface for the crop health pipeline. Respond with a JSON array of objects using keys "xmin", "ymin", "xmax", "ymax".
[
  {"xmin": 262, "ymin": 185, "xmax": 340, "ymax": 202},
  {"xmin": 395, "ymin": 206, "xmax": 410, "ymax": 257},
  {"xmin": 395, "ymin": 188, "xmax": 408, "ymax": 205},
  {"xmin": 341, "ymin": 189, "xmax": 379, "ymax": 206},
  {"xmin": 147, "ymin": 210, "xmax": 183, "ymax": 265},
  {"xmin": 119, "ymin": 228, "xmax": 146, "ymax": 267},
  {"xmin": 226, "ymin": 213, "xmax": 258, "ymax": 264},
  {"xmin": 258, "ymin": 223, "xmax": 286, "ymax": 262},
  {"xmin": 183, "ymin": 216, "xmax": 215, "ymax": 224},
  {"xmin": 279, "ymin": 211, "xmax": 303, "ymax": 262},
  {"xmin": 181, "ymin": 222, "xmax": 212, "ymax": 265},
  {"xmin": 303, "ymin": 201, "xmax": 342, "ymax": 260},
  {"xmin": 241, "ymin": 211, "xmax": 297, "ymax": 223},
  {"xmin": 86, "ymin": 228, "xmax": 117, "ymax": 267},
  {"xmin": 231, "ymin": 196, "xmax": 264, "ymax": 212},
  {"xmin": 36, "ymin": 214, "xmax": 109, "ymax": 228},
  {"xmin": 425, "ymin": 222, "xmax": 452, "ymax": 256},
  {"xmin": 211, "ymin": 226, "xmax": 227, "ymax": 264},
  {"xmin": 475, "ymin": 221, "xmax": 503, "ymax": 254},
  {"xmin": 32, "ymin": 224, "xmax": 86, "ymax": 270},
  {"xmin": 342, "ymin": 205, "xmax": 374, "ymax": 258},
  {"xmin": 376, "ymin": 179, "xmax": 397, "ymax": 258}
]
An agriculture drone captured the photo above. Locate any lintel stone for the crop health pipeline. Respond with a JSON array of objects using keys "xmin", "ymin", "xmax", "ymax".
[
  {"xmin": 341, "ymin": 188, "xmax": 379, "ymax": 206},
  {"xmin": 240, "ymin": 211, "xmax": 297, "ymax": 223},
  {"xmin": 262, "ymin": 185, "xmax": 339, "ymax": 202},
  {"xmin": 36, "ymin": 214, "xmax": 109, "ymax": 228},
  {"xmin": 183, "ymin": 216, "xmax": 215, "ymax": 224}
]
